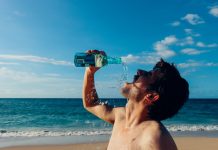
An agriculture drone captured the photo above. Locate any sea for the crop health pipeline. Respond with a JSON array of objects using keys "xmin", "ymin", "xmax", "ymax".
[{"xmin": 0, "ymin": 98, "xmax": 218, "ymax": 147}]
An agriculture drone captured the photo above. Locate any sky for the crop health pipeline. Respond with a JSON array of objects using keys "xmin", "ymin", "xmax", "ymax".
[{"xmin": 0, "ymin": 0, "xmax": 218, "ymax": 98}]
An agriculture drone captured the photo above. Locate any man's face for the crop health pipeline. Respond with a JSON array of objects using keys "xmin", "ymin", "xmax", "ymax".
[{"xmin": 120, "ymin": 67, "xmax": 162, "ymax": 101}]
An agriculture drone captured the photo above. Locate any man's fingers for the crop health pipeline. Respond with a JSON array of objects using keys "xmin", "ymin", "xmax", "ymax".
[
  {"xmin": 100, "ymin": 51, "xmax": 106, "ymax": 56},
  {"xmin": 92, "ymin": 50, "xmax": 100, "ymax": 53},
  {"xmin": 86, "ymin": 50, "xmax": 92, "ymax": 54},
  {"xmin": 86, "ymin": 49, "xmax": 106, "ymax": 55}
]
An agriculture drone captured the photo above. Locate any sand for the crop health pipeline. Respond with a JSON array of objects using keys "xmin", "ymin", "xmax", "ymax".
[{"xmin": 1, "ymin": 137, "xmax": 218, "ymax": 150}]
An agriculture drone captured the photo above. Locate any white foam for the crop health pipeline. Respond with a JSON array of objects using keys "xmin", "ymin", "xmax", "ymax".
[
  {"xmin": 1, "ymin": 125, "xmax": 218, "ymax": 137},
  {"xmin": 0, "ymin": 130, "xmax": 112, "ymax": 137},
  {"xmin": 166, "ymin": 125, "xmax": 218, "ymax": 131}
]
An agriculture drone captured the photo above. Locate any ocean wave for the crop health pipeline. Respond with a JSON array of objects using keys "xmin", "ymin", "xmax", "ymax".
[
  {"xmin": 166, "ymin": 125, "xmax": 218, "ymax": 132},
  {"xmin": 0, "ymin": 125, "xmax": 218, "ymax": 137},
  {"xmin": 0, "ymin": 130, "xmax": 112, "ymax": 137}
]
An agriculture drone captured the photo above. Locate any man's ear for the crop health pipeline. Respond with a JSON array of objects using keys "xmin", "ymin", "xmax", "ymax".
[{"xmin": 144, "ymin": 92, "xmax": 159, "ymax": 104}]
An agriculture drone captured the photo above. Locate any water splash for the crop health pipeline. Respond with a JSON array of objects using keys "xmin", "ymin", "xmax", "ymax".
[{"xmin": 118, "ymin": 62, "xmax": 128, "ymax": 88}]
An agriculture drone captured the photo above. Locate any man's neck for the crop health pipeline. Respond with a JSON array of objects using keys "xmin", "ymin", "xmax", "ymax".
[{"xmin": 125, "ymin": 100, "xmax": 150, "ymax": 128}]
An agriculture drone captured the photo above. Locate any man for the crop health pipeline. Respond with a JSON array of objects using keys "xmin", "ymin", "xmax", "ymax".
[{"xmin": 82, "ymin": 50, "xmax": 189, "ymax": 150}]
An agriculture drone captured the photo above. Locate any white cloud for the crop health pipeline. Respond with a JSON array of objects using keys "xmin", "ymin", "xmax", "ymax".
[
  {"xmin": 156, "ymin": 49, "xmax": 176, "ymax": 58},
  {"xmin": 0, "ymin": 55, "xmax": 74, "ymax": 66},
  {"xmin": 178, "ymin": 61, "xmax": 202, "ymax": 68},
  {"xmin": 194, "ymin": 33, "xmax": 201, "ymax": 37},
  {"xmin": 177, "ymin": 36, "xmax": 194, "ymax": 46},
  {"xmin": 0, "ymin": 67, "xmax": 44, "ymax": 83},
  {"xmin": 161, "ymin": 35, "xmax": 178, "ymax": 45},
  {"xmin": 153, "ymin": 35, "xmax": 177, "ymax": 58},
  {"xmin": 178, "ymin": 62, "xmax": 201, "ymax": 68},
  {"xmin": 181, "ymin": 14, "xmax": 205, "ymax": 25},
  {"xmin": 178, "ymin": 60, "xmax": 218, "ymax": 68},
  {"xmin": 209, "ymin": 5, "xmax": 218, "ymax": 17},
  {"xmin": 170, "ymin": 21, "xmax": 180, "ymax": 26},
  {"xmin": 196, "ymin": 42, "xmax": 218, "ymax": 48},
  {"xmin": 0, "ymin": 67, "xmax": 82, "ymax": 97},
  {"xmin": 0, "ymin": 62, "xmax": 18, "ymax": 65},
  {"xmin": 184, "ymin": 29, "xmax": 200, "ymax": 37},
  {"xmin": 181, "ymin": 48, "xmax": 207, "ymax": 55},
  {"xmin": 185, "ymin": 36, "xmax": 194, "ymax": 45},
  {"xmin": 208, "ymin": 43, "xmax": 218, "ymax": 47},
  {"xmin": 196, "ymin": 42, "xmax": 205, "ymax": 47},
  {"xmin": 44, "ymin": 73, "xmax": 61, "ymax": 77},
  {"xmin": 121, "ymin": 53, "xmax": 160, "ymax": 65},
  {"xmin": 121, "ymin": 54, "xmax": 140, "ymax": 64},
  {"xmin": 184, "ymin": 29, "xmax": 192, "ymax": 34},
  {"xmin": 0, "ymin": 66, "xmax": 131, "ymax": 98},
  {"xmin": 206, "ymin": 62, "xmax": 218, "ymax": 66},
  {"xmin": 154, "ymin": 42, "xmax": 167, "ymax": 51},
  {"xmin": 181, "ymin": 68, "xmax": 197, "ymax": 76},
  {"xmin": 141, "ymin": 52, "xmax": 160, "ymax": 64}
]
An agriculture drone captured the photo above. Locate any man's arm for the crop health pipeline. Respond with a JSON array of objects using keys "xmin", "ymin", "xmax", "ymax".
[{"xmin": 82, "ymin": 66, "xmax": 120, "ymax": 124}]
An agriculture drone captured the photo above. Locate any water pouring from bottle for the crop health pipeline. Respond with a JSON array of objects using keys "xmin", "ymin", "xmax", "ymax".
[{"xmin": 74, "ymin": 51, "xmax": 129, "ymax": 89}]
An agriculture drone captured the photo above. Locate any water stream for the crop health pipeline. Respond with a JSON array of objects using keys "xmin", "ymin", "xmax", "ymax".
[{"xmin": 118, "ymin": 62, "xmax": 128, "ymax": 88}]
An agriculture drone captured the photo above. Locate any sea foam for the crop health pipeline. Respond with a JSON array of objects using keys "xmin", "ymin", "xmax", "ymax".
[
  {"xmin": 0, "ymin": 130, "xmax": 112, "ymax": 137},
  {"xmin": 166, "ymin": 125, "xmax": 218, "ymax": 132},
  {"xmin": 1, "ymin": 125, "xmax": 218, "ymax": 137}
]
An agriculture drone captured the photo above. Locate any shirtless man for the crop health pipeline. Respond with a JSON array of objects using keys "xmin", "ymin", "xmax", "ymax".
[{"xmin": 82, "ymin": 50, "xmax": 189, "ymax": 150}]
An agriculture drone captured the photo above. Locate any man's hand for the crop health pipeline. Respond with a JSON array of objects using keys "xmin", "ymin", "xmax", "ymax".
[{"xmin": 85, "ymin": 49, "xmax": 106, "ymax": 74}]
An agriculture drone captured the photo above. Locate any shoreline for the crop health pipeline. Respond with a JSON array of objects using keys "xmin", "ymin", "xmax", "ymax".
[
  {"xmin": 1, "ymin": 137, "xmax": 218, "ymax": 150},
  {"xmin": 0, "ymin": 131, "xmax": 218, "ymax": 149}
]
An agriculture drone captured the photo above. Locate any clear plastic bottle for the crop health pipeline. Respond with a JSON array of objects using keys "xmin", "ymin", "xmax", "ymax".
[{"xmin": 74, "ymin": 52, "xmax": 122, "ymax": 67}]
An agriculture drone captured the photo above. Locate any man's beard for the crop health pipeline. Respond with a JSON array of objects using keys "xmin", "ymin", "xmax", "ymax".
[
  {"xmin": 120, "ymin": 85, "xmax": 142, "ymax": 101},
  {"xmin": 120, "ymin": 86, "xmax": 130, "ymax": 98}
]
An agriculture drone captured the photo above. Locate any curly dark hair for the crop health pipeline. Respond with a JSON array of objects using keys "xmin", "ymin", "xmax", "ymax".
[{"xmin": 147, "ymin": 59, "xmax": 189, "ymax": 121}]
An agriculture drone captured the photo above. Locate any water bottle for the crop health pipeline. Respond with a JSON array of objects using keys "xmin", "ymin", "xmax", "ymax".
[{"xmin": 74, "ymin": 52, "xmax": 122, "ymax": 67}]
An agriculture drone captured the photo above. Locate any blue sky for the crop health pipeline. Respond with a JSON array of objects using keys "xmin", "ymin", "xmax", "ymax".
[{"xmin": 0, "ymin": 0, "xmax": 218, "ymax": 98}]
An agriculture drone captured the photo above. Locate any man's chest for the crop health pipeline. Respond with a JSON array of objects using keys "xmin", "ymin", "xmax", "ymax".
[{"xmin": 107, "ymin": 122, "xmax": 145, "ymax": 150}]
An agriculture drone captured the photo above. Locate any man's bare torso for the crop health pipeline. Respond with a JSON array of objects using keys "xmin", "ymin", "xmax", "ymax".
[
  {"xmin": 107, "ymin": 110, "xmax": 177, "ymax": 150},
  {"xmin": 82, "ymin": 57, "xmax": 180, "ymax": 150}
]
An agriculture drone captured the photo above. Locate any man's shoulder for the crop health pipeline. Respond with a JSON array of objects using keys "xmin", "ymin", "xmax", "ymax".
[
  {"xmin": 142, "ymin": 120, "xmax": 162, "ymax": 131},
  {"xmin": 141, "ymin": 120, "xmax": 163, "ymax": 138},
  {"xmin": 140, "ymin": 120, "xmax": 171, "ymax": 144},
  {"xmin": 140, "ymin": 120, "xmax": 177, "ymax": 150}
]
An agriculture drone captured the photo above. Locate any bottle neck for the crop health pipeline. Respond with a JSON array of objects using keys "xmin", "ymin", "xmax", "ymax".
[{"xmin": 106, "ymin": 56, "xmax": 122, "ymax": 64}]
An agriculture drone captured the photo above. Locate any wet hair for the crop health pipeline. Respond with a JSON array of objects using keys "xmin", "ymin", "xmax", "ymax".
[{"xmin": 147, "ymin": 59, "xmax": 189, "ymax": 121}]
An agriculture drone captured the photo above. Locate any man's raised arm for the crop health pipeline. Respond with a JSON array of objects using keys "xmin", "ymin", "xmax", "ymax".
[{"xmin": 82, "ymin": 53, "xmax": 117, "ymax": 124}]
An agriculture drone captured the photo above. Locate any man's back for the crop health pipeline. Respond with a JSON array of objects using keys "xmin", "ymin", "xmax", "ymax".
[{"xmin": 107, "ymin": 112, "xmax": 177, "ymax": 150}]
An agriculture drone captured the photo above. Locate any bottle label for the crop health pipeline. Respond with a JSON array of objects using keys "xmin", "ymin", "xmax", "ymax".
[
  {"xmin": 74, "ymin": 53, "xmax": 107, "ymax": 67},
  {"xmin": 74, "ymin": 52, "xmax": 121, "ymax": 67},
  {"xmin": 74, "ymin": 53, "xmax": 95, "ymax": 67},
  {"xmin": 95, "ymin": 54, "xmax": 107, "ymax": 67}
]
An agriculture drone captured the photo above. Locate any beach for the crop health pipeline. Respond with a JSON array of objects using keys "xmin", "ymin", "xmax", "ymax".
[{"xmin": 0, "ymin": 137, "xmax": 218, "ymax": 150}]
